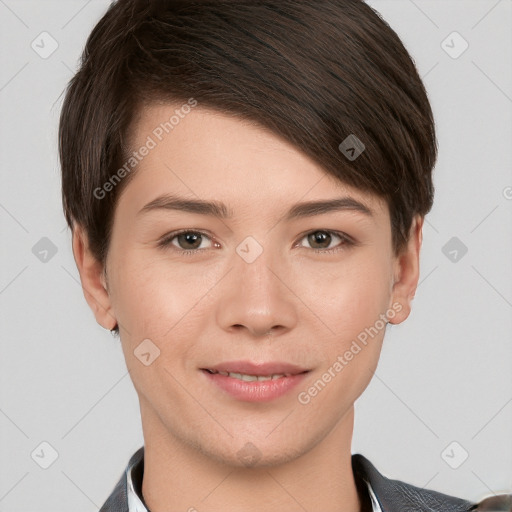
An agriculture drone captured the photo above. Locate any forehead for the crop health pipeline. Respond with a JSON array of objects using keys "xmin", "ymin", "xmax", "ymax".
[{"xmin": 118, "ymin": 102, "xmax": 388, "ymax": 220}]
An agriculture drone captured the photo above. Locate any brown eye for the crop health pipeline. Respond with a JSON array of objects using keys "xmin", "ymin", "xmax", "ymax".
[
  {"xmin": 307, "ymin": 231, "xmax": 333, "ymax": 249},
  {"xmin": 175, "ymin": 232, "xmax": 203, "ymax": 250},
  {"xmin": 297, "ymin": 230, "xmax": 354, "ymax": 254},
  {"xmin": 159, "ymin": 230, "xmax": 214, "ymax": 254}
]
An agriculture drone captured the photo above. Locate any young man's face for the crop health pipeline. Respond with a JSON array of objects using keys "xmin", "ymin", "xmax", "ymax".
[{"xmin": 74, "ymin": 102, "xmax": 422, "ymax": 468}]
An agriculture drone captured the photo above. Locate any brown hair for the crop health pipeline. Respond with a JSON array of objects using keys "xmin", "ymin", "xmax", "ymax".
[{"xmin": 60, "ymin": 0, "xmax": 436, "ymax": 267}]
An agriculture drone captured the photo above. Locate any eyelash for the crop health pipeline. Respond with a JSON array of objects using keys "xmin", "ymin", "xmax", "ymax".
[{"xmin": 157, "ymin": 229, "xmax": 355, "ymax": 257}]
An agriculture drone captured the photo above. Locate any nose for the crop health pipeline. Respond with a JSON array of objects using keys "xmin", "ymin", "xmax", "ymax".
[{"xmin": 215, "ymin": 246, "xmax": 298, "ymax": 339}]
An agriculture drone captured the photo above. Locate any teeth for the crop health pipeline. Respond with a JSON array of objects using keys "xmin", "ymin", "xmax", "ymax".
[
  {"xmin": 209, "ymin": 370, "xmax": 289, "ymax": 381},
  {"xmin": 228, "ymin": 372, "xmax": 288, "ymax": 381}
]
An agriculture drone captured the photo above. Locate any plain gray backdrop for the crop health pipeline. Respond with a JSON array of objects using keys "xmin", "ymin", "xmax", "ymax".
[{"xmin": 0, "ymin": 0, "xmax": 511, "ymax": 510}]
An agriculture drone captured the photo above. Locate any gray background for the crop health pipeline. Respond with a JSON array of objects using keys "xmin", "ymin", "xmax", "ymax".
[{"xmin": 0, "ymin": 0, "xmax": 511, "ymax": 510}]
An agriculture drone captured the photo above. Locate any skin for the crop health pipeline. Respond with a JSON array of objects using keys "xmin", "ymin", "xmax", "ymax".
[{"xmin": 73, "ymin": 103, "xmax": 423, "ymax": 512}]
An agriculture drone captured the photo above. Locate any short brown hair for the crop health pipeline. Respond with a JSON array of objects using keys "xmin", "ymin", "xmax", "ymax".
[{"xmin": 60, "ymin": 0, "xmax": 436, "ymax": 268}]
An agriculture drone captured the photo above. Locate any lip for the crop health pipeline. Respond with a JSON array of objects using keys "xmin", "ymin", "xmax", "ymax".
[
  {"xmin": 201, "ymin": 369, "xmax": 310, "ymax": 402},
  {"xmin": 201, "ymin": 360, "xmax": 310, "ymax": 376},
  {"xmin": 200, "ymin": 360, "xmax": 311, "ymax": 402}
]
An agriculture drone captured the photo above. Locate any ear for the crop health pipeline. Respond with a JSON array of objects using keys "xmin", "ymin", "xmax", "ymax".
[
  {"xmin": 72, "ymin": 224, "xmax": 117, "ymax": 330},
  {"xmin": 388, "ymin": 215, "xmax": 424, "ymax": 325}
]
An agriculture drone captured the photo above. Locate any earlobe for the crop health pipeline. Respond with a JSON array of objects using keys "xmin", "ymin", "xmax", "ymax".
[
  {"xmin": 388, "ymin": 215, "xmax": 424, "ymax": 325},
  {"xmin": 72, "ymin": 225, "xmax": 117, "ymax": 331}
]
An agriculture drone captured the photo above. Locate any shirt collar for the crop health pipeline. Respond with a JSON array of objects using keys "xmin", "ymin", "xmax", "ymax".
[
  {"xmin": 127, "ymin": 455, "xmax": 148, "ymax": 512},
  {"xmin": 125, "ymin": 447, "xmax": 383, "ymax": 512}
]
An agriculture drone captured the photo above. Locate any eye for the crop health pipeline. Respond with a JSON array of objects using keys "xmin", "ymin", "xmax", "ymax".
[
  {"xmin": 158, "ymin": 230, "xmax": 216, "ymax": 255},
  {"xmin": 296, "ymin": 230, "xmax": 354, "ymax": 254},
  {"xmin": 158, "ymin": 228, "xmax": 355, "ymax": 256}
]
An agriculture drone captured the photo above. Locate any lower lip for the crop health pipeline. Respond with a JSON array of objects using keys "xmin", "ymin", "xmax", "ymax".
[{"xmin": 201, "ymin": 369, "xmax": 310, "ymax": 402}]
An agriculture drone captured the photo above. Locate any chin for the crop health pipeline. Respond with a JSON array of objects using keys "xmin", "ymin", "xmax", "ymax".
[{"xmin": 193, "ymin": 433, "xmax": 310, "ymax": 470}]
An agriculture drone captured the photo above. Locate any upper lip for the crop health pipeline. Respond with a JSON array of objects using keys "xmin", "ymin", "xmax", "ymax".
[{"xmin": 202, "ymin": 360, "xmax": 310, "ymax": 376}]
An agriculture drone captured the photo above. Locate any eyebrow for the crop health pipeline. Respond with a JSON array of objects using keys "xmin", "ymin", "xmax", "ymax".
[{"xmin": 137, "ymin": 193, "xmax": 374, "ymax": 220}]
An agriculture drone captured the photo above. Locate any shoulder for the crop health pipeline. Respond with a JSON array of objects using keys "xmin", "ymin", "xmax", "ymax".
[
  {"xmin": 99, "ymin": 447, "xmax": 144, "ymax": 512},
  {"xmin": 99, "ymin": 470, "xmax": 128, "ymax": 512},
  {"xmin": 352, "ymin": 453, "xmax": 512, "ymax": 512},
  {"xmin": 473, "ymin": 494, "xmax": 512, "ymax": 511}
]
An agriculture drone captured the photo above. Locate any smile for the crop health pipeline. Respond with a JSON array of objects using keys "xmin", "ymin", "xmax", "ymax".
[{"xmin": 201, "ymin": 368, "xmax": 310, "ymax": 402}]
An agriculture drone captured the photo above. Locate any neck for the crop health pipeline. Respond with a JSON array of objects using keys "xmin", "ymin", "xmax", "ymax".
[{"xmin": 140, "ymin": 402, "xmax": 363, "ymax": 512}]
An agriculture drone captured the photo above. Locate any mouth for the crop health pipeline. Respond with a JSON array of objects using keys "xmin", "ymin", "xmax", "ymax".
[
  {"xmin": 201, "ymin": 360, "xmax": 311, "ymax": 378},
  {"xmin": 200, "ymin": 361, "xmax": 311, "ymax": 402}
]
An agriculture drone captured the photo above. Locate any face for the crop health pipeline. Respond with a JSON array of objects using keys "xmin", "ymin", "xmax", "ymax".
[{"xmin": 74, "ymin": 102, "xmax": 422, "ymax": 468}]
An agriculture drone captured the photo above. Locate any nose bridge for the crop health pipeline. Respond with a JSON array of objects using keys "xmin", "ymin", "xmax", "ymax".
[{"xmin": 215, "ymin": 236, "xmax": 297, "ymax": 337}]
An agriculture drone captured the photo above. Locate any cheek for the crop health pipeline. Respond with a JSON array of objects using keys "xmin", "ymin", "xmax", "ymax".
[
  {"xmin": 112, "ymin": 262, "xmax": 211, "ymax": 398},
  {"xmin": 111, "ymin": 253, "xmax": 217, "ymax": 344},
  {"xmin": 296, "ymin": 254, "xmax": 392, "ymax": 330},
  {"xmin": 112, "ymin": 246, "xmax": 392, "ymax": 338},
  {"xmin": 299, "ymin": 254, "xmax": 390, "ymax": 384}
]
